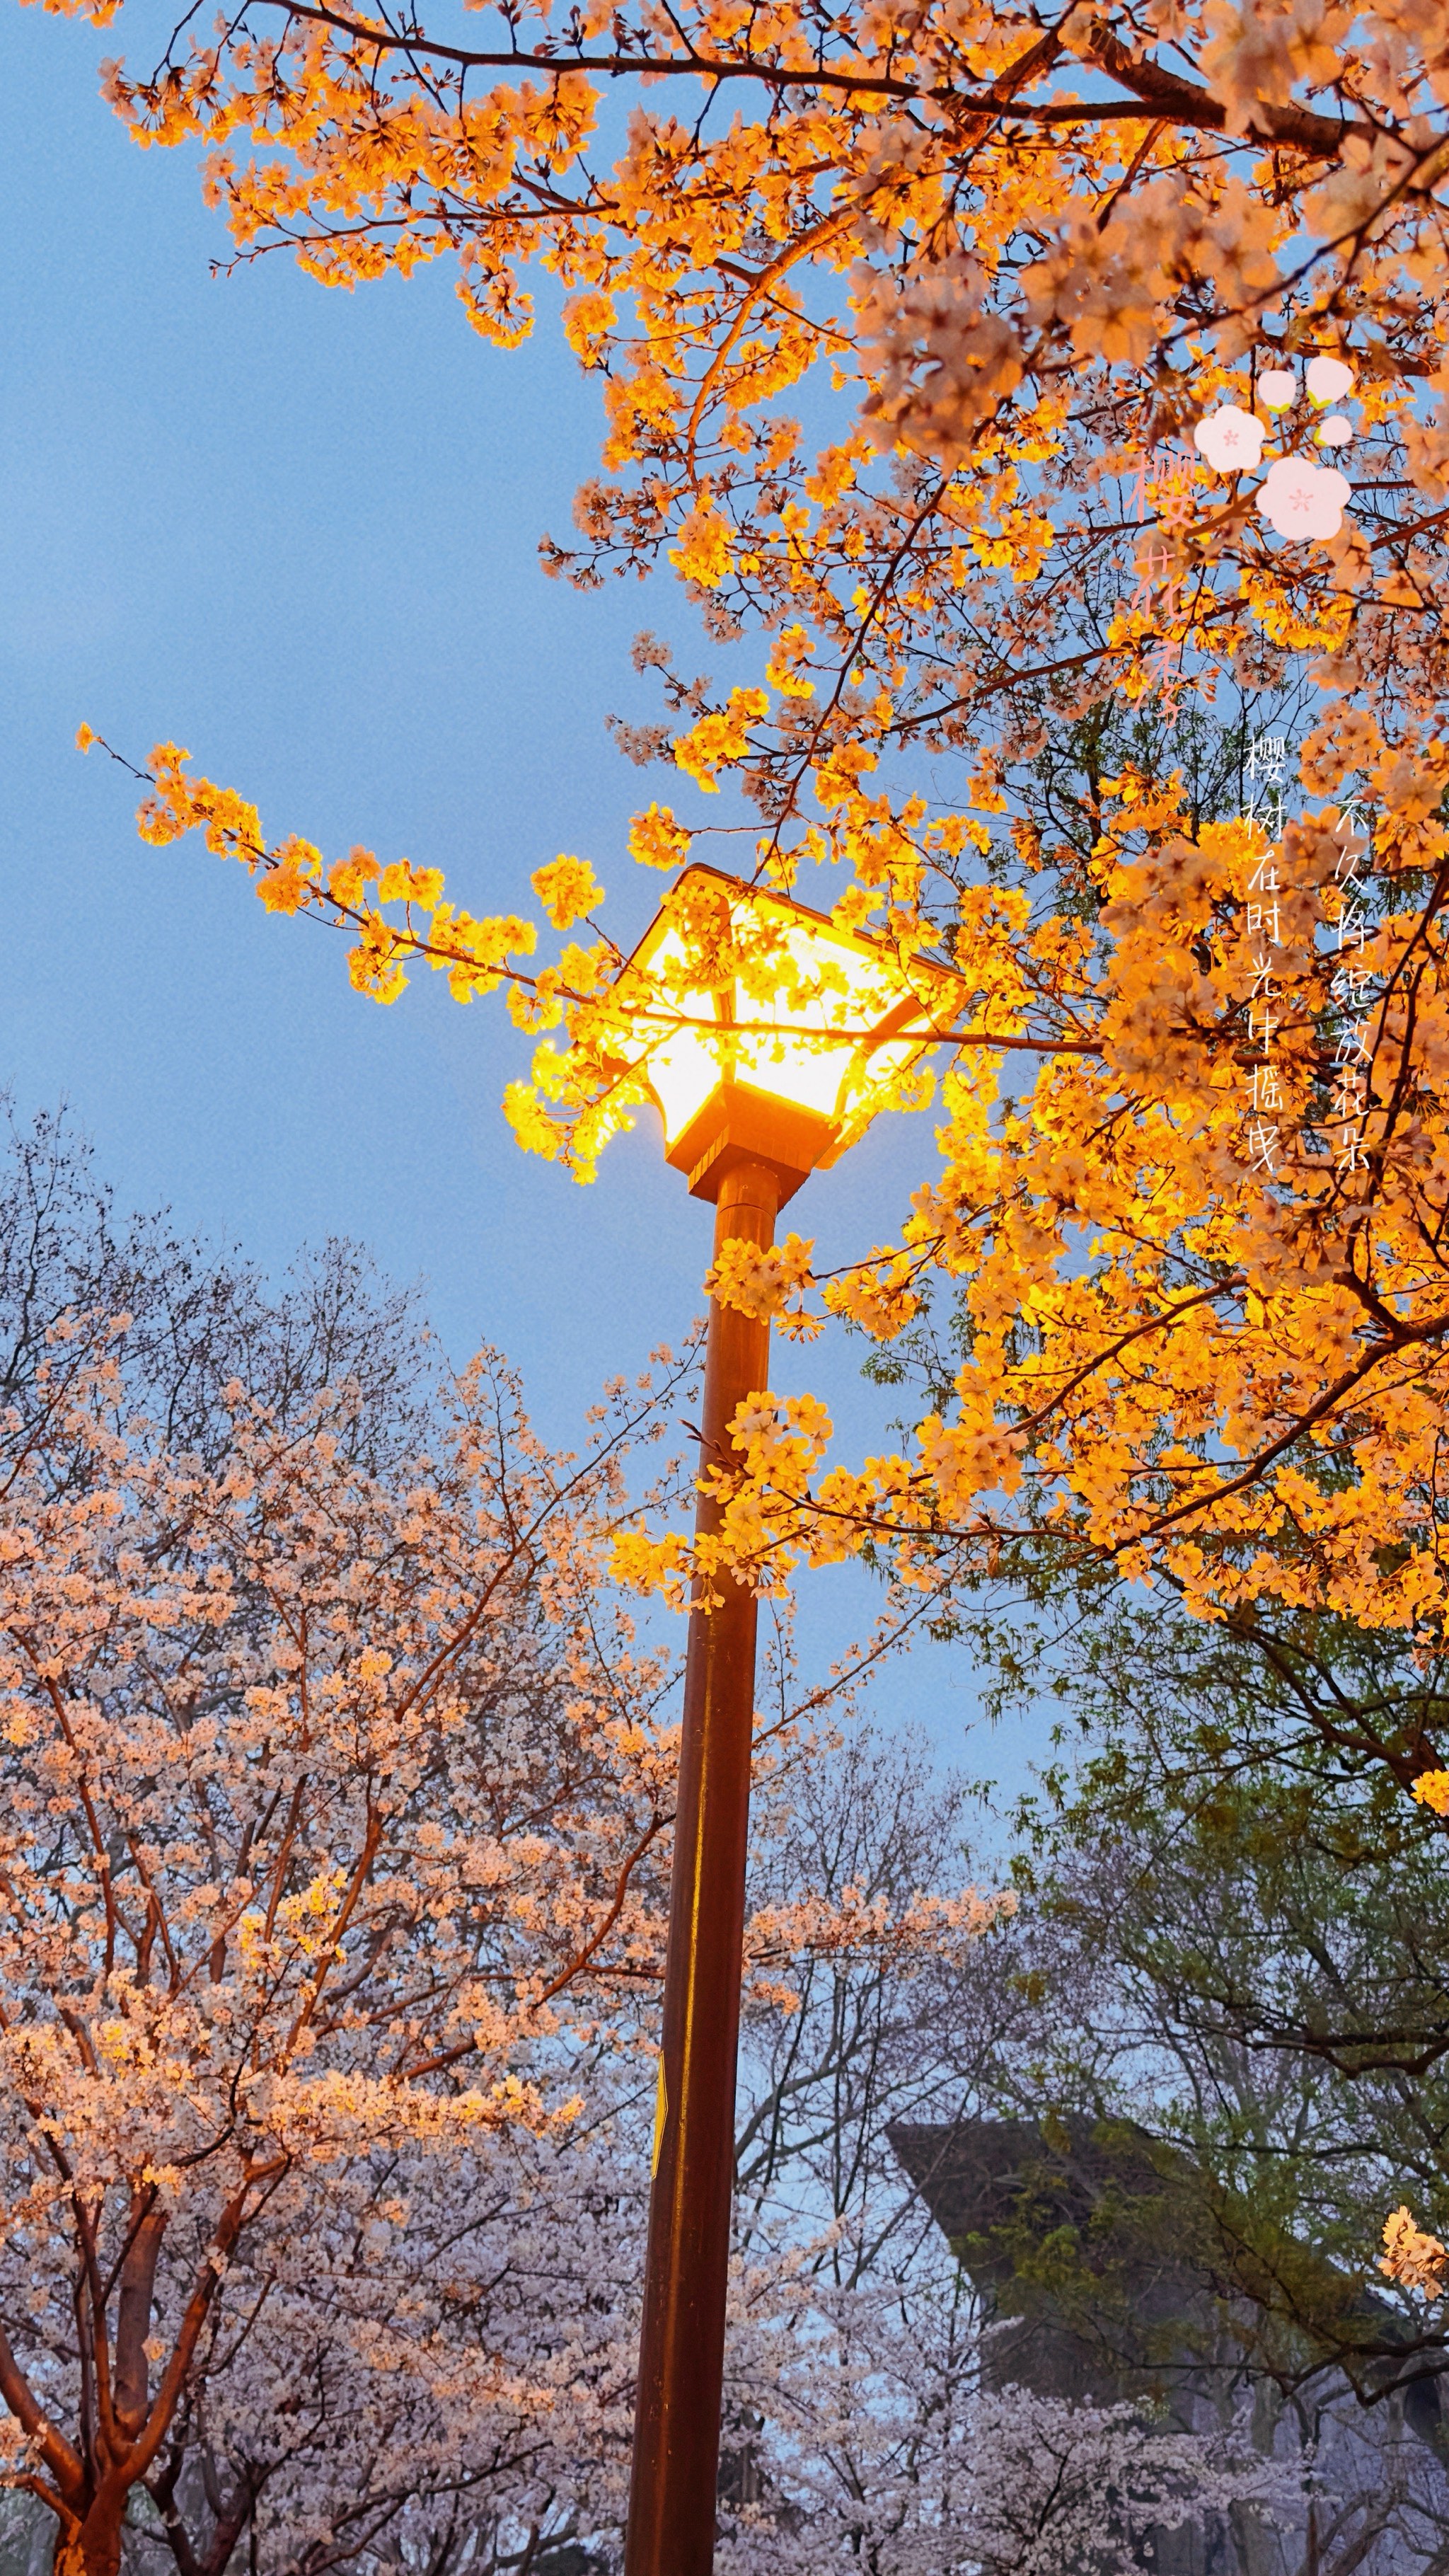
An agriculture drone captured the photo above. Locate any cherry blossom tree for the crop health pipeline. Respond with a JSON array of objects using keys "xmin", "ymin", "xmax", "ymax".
[
  {"xmin": 15, "ymin": 0, "xmax": 1449, "ymax": 1665},
  {"xmin": 0, "ymin": 1094, "xmax": 433, "ymax": 1482},
  {"xmin": 0, "ymin": 1321, "xmax": 686, "ymax": 2576},
  {"xmin": 0, "ymin": 1334, "xmax": 1386, "ymax": 2575},
  {"xmin": 720, "ymin": 2369, "xmax": 1298, "ymax": 2574}
]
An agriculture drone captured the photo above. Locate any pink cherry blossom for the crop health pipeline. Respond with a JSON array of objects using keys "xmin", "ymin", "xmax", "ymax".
[
  {"xmin": 1193, "ymin": 406, "xmax": 1265, "ymax": 472},
  {"xmin": 1257, "ymin": 455, "xmax": 1352, "ymax": 539},
  {"xmin": 1316, "ymin": 415, "xmax": 1353, "ymax": 447},
  {"xmin": 1307, "ymin": 355, "xmax": 1356, "ymax": 406},
  {"xmin": 1257, "ymin": 367, "xmax": 1296, "ymax": 413}
]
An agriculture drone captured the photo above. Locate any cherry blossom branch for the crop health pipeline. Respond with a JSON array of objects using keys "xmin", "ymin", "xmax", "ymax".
[
  {"xmin": 168, "ymin": 0, "xmax": 1374, "ymax": 152},
  {"xmin": 279, "ymin": 1811, "xmax": 383, "ymax": 2057},
  {"xmin": 0, "ymin": 2313, "xmax": 86, "ymax": 2503},
  {"xmin": 1078, "ymin": 17, "xmax": 1358, "ymax": 159},
  {"xmin": 1126, "ymin": 1311, "xmax": 1449, "ymax": 1542},
  {"xmin": 1009, "ymin": 1280, "xmax": 1245, "ymax": 1436},
  {"xmin": 130, "ymin": 2170, "xmax": 284, "ymax": 2485},
  {"xmin": 404, "ymin": 1807, "xmax": 668, "ymax": 2076}
]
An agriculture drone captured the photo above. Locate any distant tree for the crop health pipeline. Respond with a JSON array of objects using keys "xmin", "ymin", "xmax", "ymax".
[
  {"xmin": 720, "ymin": 2376, "xmax": 1296, "ymax": 2576},
  {"xmin": 710, "ymin": 1721, "xmax": 1298, "ymax": 2569},
  {"xmin": 0, "ymin": 1097, "xmax": 430, "ymax": 1476}
]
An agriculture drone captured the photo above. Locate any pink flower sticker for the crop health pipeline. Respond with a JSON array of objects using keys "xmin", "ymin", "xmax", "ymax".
[
  {"xmin": 1257, "ymin": 455, "xmax": 1351, "ymax": 539},
  {"xmin": 1306, "ymin": 355, "xmax": 1356, "ymax": 407},
  {"xmin": 1257, "ymin": 369, "xmax": 1296, "ymax": 413},
  {"xmin": 1194, "ymin": 406, "xmax": 1266, "ymax": 473},
  {"xmin": 1315, "ymin": 415, "xmax": 1353, "ymax": 448}
]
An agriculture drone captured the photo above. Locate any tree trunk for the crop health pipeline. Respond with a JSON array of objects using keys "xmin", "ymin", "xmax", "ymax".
[{"xmin": 54, "ymin": 2490, "xmax": 128, "ymax": 2576}]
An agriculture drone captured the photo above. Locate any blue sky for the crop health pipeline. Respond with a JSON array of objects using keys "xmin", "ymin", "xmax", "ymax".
[{"xmin": 0, "ymin": 0, "xmax": 1061, "ymax": 1804}]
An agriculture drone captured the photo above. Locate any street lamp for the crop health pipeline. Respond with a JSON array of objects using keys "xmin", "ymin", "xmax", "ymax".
[{"xmin": 618, "ymin": 864, "xmax": 949, "ymax": 2576}]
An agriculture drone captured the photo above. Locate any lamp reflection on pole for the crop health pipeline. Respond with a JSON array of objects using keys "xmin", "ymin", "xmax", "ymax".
[{"xmin": 618, "ymin": 866, "xmax": 947, "ymax": 2576}]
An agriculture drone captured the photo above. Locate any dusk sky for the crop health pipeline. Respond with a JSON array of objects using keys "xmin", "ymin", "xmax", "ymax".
[{"xmin": 1, "ymin": 0, "xmax": 1051, "ymax": 1793}]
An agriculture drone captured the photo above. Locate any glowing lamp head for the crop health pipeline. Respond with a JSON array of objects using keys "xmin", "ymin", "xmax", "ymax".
[{"xmin": 616, "ymin": 866, "xmax": 953, "ymax": 1202}]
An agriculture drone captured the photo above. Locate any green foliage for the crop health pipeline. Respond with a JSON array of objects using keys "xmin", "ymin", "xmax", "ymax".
[{"xmin": 969, "ymin": 1584, "xmax": 1449, "ymax": 2408}]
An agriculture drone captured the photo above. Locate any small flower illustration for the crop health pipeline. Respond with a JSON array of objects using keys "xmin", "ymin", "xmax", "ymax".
[
  {"xmin": 1193, "ymin": 406, "xmax": 1266, "ymax": 472},
  {"xmin": 1306, "ymin": 355, "xmax": 1356, "ymax": 407},
  {"xmin": 1315, "ymin": 415, "xmax": 1353, "ymax": 448},
  {"xmin": 1257, "ymin": 455, "xmax": 1351, "ymax": 539},
  {"xmin": 1257, "ymin": 368, "xmax": 1296, "ymax": 413}
]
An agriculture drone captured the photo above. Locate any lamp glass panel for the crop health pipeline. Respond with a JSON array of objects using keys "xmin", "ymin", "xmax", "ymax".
[
  {"xmin": 633, "ymin": 924, "xmax": 724, "ymax": 1147},
  {"xmin": 853, "ymin": 1033, "xmax": 923, "ymax": 1103},
  {"xmin": 628, "ymin": 882, "xmax": 933, "ymax": 1149},
  {"xmin": 727, "ymin": 915, "xmax": 908, "ymax": 1120}
]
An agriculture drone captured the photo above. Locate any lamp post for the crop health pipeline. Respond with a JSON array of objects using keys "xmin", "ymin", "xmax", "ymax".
[{"xmin": 617, "ymin": 867, "xmax": 942, "ymax": 2576}]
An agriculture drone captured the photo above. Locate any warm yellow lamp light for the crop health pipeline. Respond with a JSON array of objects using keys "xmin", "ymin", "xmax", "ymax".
[{"xmin": 621, "ymin": 865, "xmax": 953, "ymax": 1204}]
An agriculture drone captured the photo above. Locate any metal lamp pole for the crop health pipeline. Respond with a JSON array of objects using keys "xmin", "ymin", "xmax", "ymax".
[
  {"xmin": 623, "ymin": 1155, "xmax": 780, "ymax": 2576},
  {"xmin": 612, "ymin": 856, "xmax": 947, "ymax": 2568}
]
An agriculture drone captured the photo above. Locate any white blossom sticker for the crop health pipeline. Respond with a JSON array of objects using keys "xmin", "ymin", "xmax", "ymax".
[
  {"xmin": 1193, "ymin": 406, "xmax": 1266, "ymax": 472},
  {"xmin": 1307, "ymin": 355, "xmax": 1356, "ymax": 406},
  {"xmin": 1188, "ymin": 350, "xmax": 1359, "ymax": 542},
  {"xmin": 1257, "ymin": 456, "xmax": 1352, "ymax": 540}
]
